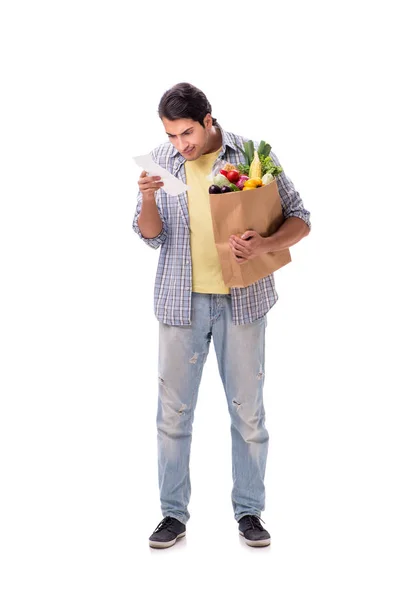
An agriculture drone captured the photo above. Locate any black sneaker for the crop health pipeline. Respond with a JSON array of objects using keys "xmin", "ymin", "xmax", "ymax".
[
  {"xmin": 238, "ymin": 515, "xmax": 271, "ymax": 547},
  {"xmin": 149, "ymin": 516, "xmax": 186, "ymax": 549}
]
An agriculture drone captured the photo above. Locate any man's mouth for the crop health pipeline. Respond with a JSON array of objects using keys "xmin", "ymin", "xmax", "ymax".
[{"xmin": 184, "ymin": 147, "xmax": 195, "ymax": 155}]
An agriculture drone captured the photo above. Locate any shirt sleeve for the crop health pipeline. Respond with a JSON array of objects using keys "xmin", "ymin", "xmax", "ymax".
[
  {"xmin": 131, "ymin": 152, "xmax": 168, "ymax": 250},
  {"xmin": 270, "ymin": 150, "xmax": 311, "ymax": 230}
]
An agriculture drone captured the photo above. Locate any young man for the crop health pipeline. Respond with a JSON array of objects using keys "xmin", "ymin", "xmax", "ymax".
[{"xmin": 132, "ymin": 82, "xmax": 311, "ymax": 549}]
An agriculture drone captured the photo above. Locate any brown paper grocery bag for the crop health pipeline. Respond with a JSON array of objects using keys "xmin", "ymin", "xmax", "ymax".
[{"xmin": 209, "ymin": 180, "xmax": 291, "ymax": 288}]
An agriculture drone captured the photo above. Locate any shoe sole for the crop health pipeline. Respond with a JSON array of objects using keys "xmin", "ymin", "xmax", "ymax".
[
  {"xmin": 239, "ymin": 531, "xmax": 271, "ymax": 547},
  {"xmin": 149, "ymin": 532, "xmax": 186, "ymax": 549}
]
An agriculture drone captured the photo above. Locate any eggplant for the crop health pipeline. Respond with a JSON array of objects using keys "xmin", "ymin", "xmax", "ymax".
[
  {"xmin": 209, "ymin": 185, "xmax": 221, "ymax": 194},
  {"xmin": 220, "ymin": 186, "xmax": 232, "ymax": 193}
]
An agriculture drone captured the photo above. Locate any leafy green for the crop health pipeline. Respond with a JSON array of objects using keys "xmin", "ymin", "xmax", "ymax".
[
  {"xmin": 257, "ymin": 141, "xmax": 271, "ymax": 157},
  {"xmin": 247, "ymin": 140, "xmax": 254, "ymax": 164},
  {"xmin": 234, "ymin": 143, "xmax": 250, "ymax": 165},
  {"xmin": 260, "ymin": 154, "xmax": 283, "ymax": 177},
  {"xmin": 234, "ymin": 141, "xmax": 257, "ymax": 166},
  {"xmin": 237, "ymin": 163, "xmax": 250, "ymax": 176}
]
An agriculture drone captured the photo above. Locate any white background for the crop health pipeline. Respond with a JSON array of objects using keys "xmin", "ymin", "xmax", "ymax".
[{"xmin": 1, "ymin": 0, "xmax": 399, "ymax": 598}]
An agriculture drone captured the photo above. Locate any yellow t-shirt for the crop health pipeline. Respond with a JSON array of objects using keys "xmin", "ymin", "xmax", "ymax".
[{"xmin": 184, "ymin": 148, "xmax": 230, "ymax": 294}]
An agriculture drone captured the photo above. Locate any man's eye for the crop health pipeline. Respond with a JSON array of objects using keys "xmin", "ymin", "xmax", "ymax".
[{"xmin": 167, "ymin": 132, "xmax": 192, "ymax": 138}]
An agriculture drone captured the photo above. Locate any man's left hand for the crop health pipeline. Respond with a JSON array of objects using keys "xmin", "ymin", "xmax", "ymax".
[{"xmin": 229, "ymin": 230, "xmax": 266, "ymax": 264}]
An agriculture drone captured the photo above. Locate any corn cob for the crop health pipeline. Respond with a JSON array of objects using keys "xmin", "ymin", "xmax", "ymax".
[{"xmin": 249, "ymin": 151, "xmax": 262, "ymax": 179}]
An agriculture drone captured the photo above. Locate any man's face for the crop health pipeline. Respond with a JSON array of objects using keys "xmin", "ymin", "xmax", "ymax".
[{"xmin": 161, "ymin": 115, "xmax": 212, "ymax": 160}]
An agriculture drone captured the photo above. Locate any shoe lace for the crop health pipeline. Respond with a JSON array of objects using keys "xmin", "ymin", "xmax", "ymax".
[
  {"xmin": 153, "ymin": 516, "xmax": 175, "ymax": 534},
  {"xmin": 245, "ymin": 515, "xmax": 266, "ymax": 531}
]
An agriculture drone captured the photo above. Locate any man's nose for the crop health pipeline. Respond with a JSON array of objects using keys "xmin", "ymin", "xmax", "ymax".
[{"xmin": 176, "ymin": 137, "xmax": 188, "ymax": 151}]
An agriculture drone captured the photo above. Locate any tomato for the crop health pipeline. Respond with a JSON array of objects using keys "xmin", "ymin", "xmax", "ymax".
[
  {"xmin": 226, "ymin": 170, "xmax": 240, "ymax": 183},
  {"xmin": 220, "ymin": 169, "xmax": 228, "ymax": 176}
]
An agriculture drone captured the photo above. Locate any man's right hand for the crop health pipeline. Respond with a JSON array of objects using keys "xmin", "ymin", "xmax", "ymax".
[{"xmin": 138, "ymin": 170, "xmax": 164, "ymax": 199}]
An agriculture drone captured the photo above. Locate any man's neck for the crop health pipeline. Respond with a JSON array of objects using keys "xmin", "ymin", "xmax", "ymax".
[{"xmin": 203, "ymin": 126, "xmax": 222, "ymax": 155}]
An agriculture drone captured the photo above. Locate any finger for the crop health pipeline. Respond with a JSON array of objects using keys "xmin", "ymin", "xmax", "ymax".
[
  {"xmin": 141, "ymin": 182, "xmax": 164, "ymax": 193},
  {"xmin": 229, "ymin": 243, "xmax": 241, "ymax": 258},
  {"xmin": 231, "ymin": 238, "xmax": 248, "ymax": 251},
  {"xmin": 139, "ymin": 177, "xmax": 163, "ymax": 189},
  {"xmin": 139, "ymin": 183, "xmax": 163, "ymax": 191},
  {"xmin": 230, "ymin": 245, "xmax": 247, "ymax": 260},
  {"xmin": 230, "ymin": 234, "xmax": 249, "ymax": 245},
  {"xmin": 140, "ymin": 175, "xmax": 162, "ymax": 184},
  {"xmin": 229, "ymin": 240, "xmax": 242, "ymax": 255},
  {"xmin": 241, "ymin": 230, "xmax": 255, "ymax": 240}
]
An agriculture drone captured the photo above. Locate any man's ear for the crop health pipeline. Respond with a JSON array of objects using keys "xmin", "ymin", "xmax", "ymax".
[{"xmin": 203, "ymin": 113, "xmax": 213, "ymax": 129}]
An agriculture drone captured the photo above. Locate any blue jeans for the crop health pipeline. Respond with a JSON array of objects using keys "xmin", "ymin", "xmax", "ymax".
[{"xmin": 157, "ymin": 292, "xmax": 269, "ymax": 524}]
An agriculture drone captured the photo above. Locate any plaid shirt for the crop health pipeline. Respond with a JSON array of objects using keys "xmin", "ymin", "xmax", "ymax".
[{"xmin": 132, "ymin": 125, "xmax": 311, "ymax": 326}]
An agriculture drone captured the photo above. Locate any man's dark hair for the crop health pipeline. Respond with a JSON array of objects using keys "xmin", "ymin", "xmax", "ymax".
[{"xmin": 158, "ymin": 82, "xmax": 218, "ymax": 128}]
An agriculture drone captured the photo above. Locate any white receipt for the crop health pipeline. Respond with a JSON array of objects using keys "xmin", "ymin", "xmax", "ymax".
[{"xmin": 133, "ymin": 154, "xmax": 189, "ymax": 196}]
